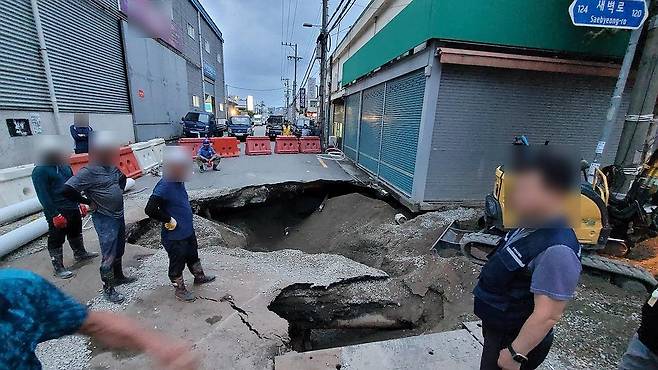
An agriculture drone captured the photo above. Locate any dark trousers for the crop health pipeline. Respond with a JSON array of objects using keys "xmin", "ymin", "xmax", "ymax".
[
  {"xmin": 480, "ymin": 321, "xmax": 553, "ymax": 370},
  {"xmin": 162, "ymin": 233, "xmax": 200, "ymax": 280},
  {"xmin": 47, "ymin": 209, "xmax": 83, "ymax": 255},
  {"xmin": 91, "ymin": 212, "xmax": 125, "ymax": 269}
]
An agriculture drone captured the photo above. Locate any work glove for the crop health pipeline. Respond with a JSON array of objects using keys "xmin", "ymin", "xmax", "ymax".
[
  {"xmin": 52, "ymin": 214, "xmax": 68, "ymax": 229},
  {"xmin": 164, "ymin": 217, "xmax": 177, "ymax": 231},
  {"xmin": 79, "ymin": 204, "xmax": 90, "ymax": 217}
]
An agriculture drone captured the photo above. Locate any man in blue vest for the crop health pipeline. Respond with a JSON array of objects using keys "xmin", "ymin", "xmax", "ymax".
[
  {"xmin": 195, "ymin": 139, "xmax": 220, "ymax": 172},
  {"xmin": 474, "ymin": 148, "xmax": 581, "ymax": 370}
]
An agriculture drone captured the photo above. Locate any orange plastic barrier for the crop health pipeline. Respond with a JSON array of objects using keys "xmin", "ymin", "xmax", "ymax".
[
  {"xmin": 69, "ymin": 147, "xmax": 142, "ymax": 179},
  {"xmin": 69, "ymin": 153, "xmax": 89, "ymax": 175},
  {"xmin": 245, "ymin": 137, "xmax": 272, "ymax": 156},
  {"xmin": 178, "ymin": 138, "xmax": 204, "ymax": 158},
  {"xmin": 211, "ymin": 137, "xmax": 240, "ymax": 158},
  {"xmin": 299, "ymin": 136, "xmax": 321, "ymax": 154},
  {"xmin": 117, "ymin": 146, "xmax": 142, "ymax": 179},
  {"xmin": 274, "ymin": 136, "xmax": 300, "ymax": 154}
]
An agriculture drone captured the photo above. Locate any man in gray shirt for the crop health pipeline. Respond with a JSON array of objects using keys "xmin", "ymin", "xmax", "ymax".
[{"xmin": 63, "ymin": 133, "xmax": 137, "ymax": 303}]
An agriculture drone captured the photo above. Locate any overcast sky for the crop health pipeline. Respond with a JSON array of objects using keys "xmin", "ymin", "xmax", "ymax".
[{"xmin": 199, "ymin": 0, "xmax": 369, "ymax": 107}]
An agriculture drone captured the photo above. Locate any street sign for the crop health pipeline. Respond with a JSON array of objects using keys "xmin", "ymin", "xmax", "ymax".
[
  {"xmin": 299, "ymin": 88, "xmax": 306, "ymax": 109},
  {"xmin": 569, "ymin": 0, "xmax": 648, "ymax": 30}
]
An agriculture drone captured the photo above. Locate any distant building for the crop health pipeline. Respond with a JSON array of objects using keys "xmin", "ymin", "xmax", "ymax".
[
  {"xmin": 329, "ymin": 0, "xmax": 631, "ymax": 210},
  {"xmin": 0, "ymin": 0, "xmax": 226, "ymax": 167}
]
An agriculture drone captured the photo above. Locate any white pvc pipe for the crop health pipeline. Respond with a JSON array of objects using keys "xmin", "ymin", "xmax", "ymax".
[
  {"xmin": 0, "ymin": 197, "xmax": 43, "ymax": 225},
  {"xmin": 0, "ymin": 217, "xmax": 48, "ymax": 257}
]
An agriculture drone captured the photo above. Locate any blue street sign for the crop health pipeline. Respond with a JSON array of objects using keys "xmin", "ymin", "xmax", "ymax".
[{"xmin": 569, "ymin": 0, "xmax": 648, "ymax": 30}]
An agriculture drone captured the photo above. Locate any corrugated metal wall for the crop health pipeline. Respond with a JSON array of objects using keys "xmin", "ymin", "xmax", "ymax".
[
  {"xmin": 380, "ymin": 70, "xmax": 425, "ymax": 195},
  {"xmin": 39, "ymin": 0, "xmax": 129, "ymax": 113},
  {"xmin": 425, "ymin": 64, "xmax": 628, "ymax": 201},
  {"xmin": 0, "ymin": 0, "xmax": 51, "ymax": 110},
  {"xmin": 358, "ymin": 84, "xmax": 384, "ymax": 174},
  {"xmin": 343, "ymin": 93, "xmax": 360, "ymax": 160}
]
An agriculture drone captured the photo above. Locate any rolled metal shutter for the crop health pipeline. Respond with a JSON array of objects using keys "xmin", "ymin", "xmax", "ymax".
[
  {"xmin": 39, "ymin": 0, "xmax": 129, "ymax": 113},
  {"xmin": 343, "ymin": 93, "xmax": 360, "ymax": 161},
  {"xmin": 380, "ymin": 70, "xmax": 426, "ymax": 195},
  {"xmin": 0, "ymin": 0, "xmax": 51, "ymax": 110},
  {"xmin": 358, "ymin": 83, "xmax": 384, "ymax": 174}
]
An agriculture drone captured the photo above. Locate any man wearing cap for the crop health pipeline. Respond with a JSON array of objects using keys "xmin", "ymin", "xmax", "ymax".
[
  {"xmin": 145, "ymin": 147, "xmax": 215, "ymax": 301},
  {"xmin": 62, "ymin": 132, "xmax": 136, "ymax": 303},
  {"xmin": 473, "ymin": 148, "xmax": 582, "ymax": 370},
  {"xmin": 195, "ymin": 139, "xmax": 220, "ymax": 172},
  {"xmin": 31, "ymin": 136, "xmax": 98, "ymax": 279}
]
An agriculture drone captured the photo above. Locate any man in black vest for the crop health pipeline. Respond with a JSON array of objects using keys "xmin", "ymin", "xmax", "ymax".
[{"xmin": 474, "ymin": 148, "xmax": 581, "ymax": 370}]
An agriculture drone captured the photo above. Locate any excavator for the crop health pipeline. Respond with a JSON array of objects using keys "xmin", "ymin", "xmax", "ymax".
[{"xmin": 437, "ymin": 137, "xmax": 658, "ymax": 291}]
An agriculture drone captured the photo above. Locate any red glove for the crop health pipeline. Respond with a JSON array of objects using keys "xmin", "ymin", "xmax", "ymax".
[
  {"xmin": 52, "ymin": 214, "xmax": 68, "ymax": 229},
  {"xmin": 79, "ymin": 204, "xmax": 89, "ymax": 217}
]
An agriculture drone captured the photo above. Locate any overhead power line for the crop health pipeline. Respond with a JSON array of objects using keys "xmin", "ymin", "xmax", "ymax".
[{"xmin": 226, "ymin": 84, "xmax": 284, "ymax": 92}]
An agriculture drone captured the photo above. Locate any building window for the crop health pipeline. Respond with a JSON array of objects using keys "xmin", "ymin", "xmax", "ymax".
[
  {"xmin": 219, "ymin": 103, "xmax": 224, "ymax": 111},
  {"xmin": 216, "ymin": 53, "xmax": 222, "ymax": 64},
  {"xmin": 187, "ymin": 23, "xmax": 195, "ymax": 39},
  {"xmin": 192, "ymin": 95, "xmax": 200, "ymax": 107},
  {"xmin": 204, "ymin": 40, "xmax": 210, "ymax": 53}
]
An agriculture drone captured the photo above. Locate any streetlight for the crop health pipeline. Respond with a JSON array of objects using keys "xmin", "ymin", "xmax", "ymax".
[{"xmin": 302, "ymin": 23, "xmax": 320, "ymax": 28}]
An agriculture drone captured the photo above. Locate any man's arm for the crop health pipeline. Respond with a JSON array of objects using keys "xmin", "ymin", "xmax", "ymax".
[
  {"xmin": 79, "ymin": 311, "xmax": 198, "ymax": 370},
  {"xmin": 62, "ymin": 184, "xmax": 91, "ymax": 205},
  {"xmin": 32, "ymin": 169, "xmax": 58, "ymax": 215},
  {"xmin": 144, "ymin": 195, "xmax": 172, "ymax": 223},
  {"xmin": 118, "ymin": 172, "xmax": 127, "ymax": 190}
]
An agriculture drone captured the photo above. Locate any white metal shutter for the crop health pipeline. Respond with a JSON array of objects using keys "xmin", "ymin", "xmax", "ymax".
[
  {"xmin": 343, "ymin": 93, "xmax": 360, "ymax": 160},
  {"xmin": 358, "ymin": 83, "xmax": 384, "ymax": 174},
  {"xmin": 39, "ymin": 0, "xmax": 129, "ymax": 113},
  {"xmin": 0, "ymin": 0, "xmax": 51, "ymax": 110}
]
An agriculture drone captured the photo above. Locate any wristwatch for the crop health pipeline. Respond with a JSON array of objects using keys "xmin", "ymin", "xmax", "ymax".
[{"xmin": 507, "ymin": 344, "xmax": 529, "ymax": 364}]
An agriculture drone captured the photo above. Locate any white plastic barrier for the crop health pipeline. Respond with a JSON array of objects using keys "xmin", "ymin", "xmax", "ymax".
[
  {"xmin": 0, "ymin": 164, "xmax": 36, "ymax": 208},
  {"xmin": 130, "ymin": 141, "xmax": 159, "ymax": 172},
  {"xmin": 149, "ymin": 138, "xmax": 165, "ymax": 164}
]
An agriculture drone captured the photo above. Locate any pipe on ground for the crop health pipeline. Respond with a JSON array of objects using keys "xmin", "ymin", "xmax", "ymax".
[
  {"xmin": 0, "ymin": 198, "xmax": 42, "ymax": 225},
  {"xmin": 0, "ymin": 217, "xmax": 48, "ymax": 257}
]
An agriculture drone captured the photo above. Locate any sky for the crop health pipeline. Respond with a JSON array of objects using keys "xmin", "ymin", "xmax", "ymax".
[{"xmin": 199, "ymin": 0, "xmax": 370, "ymax": 107}]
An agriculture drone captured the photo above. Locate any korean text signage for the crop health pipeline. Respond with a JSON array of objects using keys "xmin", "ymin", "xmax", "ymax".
[
  {"xmin": 299, "ymin": 88, "xmax": 306, "ymax": 109},
  {"xmin": 569, "ymin": 0, "xmax": 649, "ymax": 29}
]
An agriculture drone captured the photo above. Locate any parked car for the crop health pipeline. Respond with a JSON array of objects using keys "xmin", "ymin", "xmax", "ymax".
[
  {"xmin": 228, "ymin": 115, "xmax": 253, "ymax": 140},
  {"xmin": 181, "ymin": 112, "xmax": 225, "ymax": 137},
  {"xmin": 265, "ymin": 115, "xmax": 285, "ymax": 139}
]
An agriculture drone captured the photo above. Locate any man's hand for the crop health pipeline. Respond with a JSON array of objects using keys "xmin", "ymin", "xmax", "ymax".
[
  {"xmin": 164, "ymin": 217, "xmax": 177, "ymax": 231},
  {"xmin": 79, "ymin": 204, "xmax": 90, "ymax": 217},
  {"xmin": 52, "ymin": 214, "xmax": 68, "ymax": 229},
  {"xmin": 497, "ymin": 348, "xmax": 521, "ymax": 370}
]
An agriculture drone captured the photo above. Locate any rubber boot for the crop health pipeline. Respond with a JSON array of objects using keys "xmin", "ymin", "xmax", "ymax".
[
  {"xmin": 190, "ymin": 261, "xmax": 216, "ymax": 285},
  {"xmin": 113, "ymin": 260, "xmax": 137, "ymax": 285},
  {"xmin": 100, "ymin": 266, "xmax": 125, "ymax": 304},
  {"xmin": 171, "ymin": 276, "xmax": 195, "ymax": 302},
  {"xmin": 69, "ymin": 236, "xmax": 99, "ymax": 263},
  {"xmin": 49, "ymin": 249, "xmax": 75, "ymax": 279},
  {"xmin": 199, "ymin": 164, "xmax": 205, "ymax": 173}
]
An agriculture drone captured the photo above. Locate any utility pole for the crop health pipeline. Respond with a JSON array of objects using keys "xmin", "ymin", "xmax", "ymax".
[
  {"xmin": 283, "ymin": 42, "xmax": 302, "ymax": 122},
  {"xmin": 615, "ymin": 10, "xmax": 658, "ymax": 176},
  {"xmin": 281, "ymin": 77, "xmax": 290, "ymax": 120},
  {"xmin": 318, "ymin": 0, "xmax": 329, "ymax": 149}
]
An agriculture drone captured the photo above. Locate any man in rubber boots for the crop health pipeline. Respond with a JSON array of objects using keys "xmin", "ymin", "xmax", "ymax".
[
  {"xmin": 63, "ymin": 131, "xmax": 136, "ymax": 304},
  {"xmin": 195, "ymin": 139, "xmax": 220, "ymax": 172},
  {"xmin": 144, "ymin": 147, "xmax": 215, "ymax": 301},
  {"xmin": 31, "ymin": 136, "xmax": 98, "ymax": 279},
  {"xmin": 0, "ymin": 268, "xmax": 199, "ymax": 370},
  {"xmin": 473, "ymin": 147, "xmax": 581, "ymax": 370}
]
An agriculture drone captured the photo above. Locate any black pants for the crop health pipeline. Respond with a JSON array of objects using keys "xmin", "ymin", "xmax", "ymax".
[
  {"xmin": 163, "ymin": 233, "xmax": 200, "ymax": 280},
  {"xmin": 480, "ymin": 321, "xmax": 553, "ymax": 370},
  {"xmin": 47, "ymin": 209, "xmax": 82, "ymax": 255}
]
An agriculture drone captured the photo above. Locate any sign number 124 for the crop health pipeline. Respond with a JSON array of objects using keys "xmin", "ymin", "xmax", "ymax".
[{"xmin": 577, "ymin": 4, "xmax": 589, "ymax": 12}]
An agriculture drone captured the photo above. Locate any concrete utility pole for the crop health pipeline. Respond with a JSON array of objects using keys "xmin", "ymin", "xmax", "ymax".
[
  {"xmin": 318, "ymin": 0, "xmax": 329, "ymax": 149},
  {"xmin": 281, "ymin": 78, "xmax": 290, "ymax": 120},
  {"xmin": 283, "ymin": 42, "xmax": 302, "ymax": 121},
  {"xmin": 615, "ymin": 11, "xmax": 658, "ymax": 174}
]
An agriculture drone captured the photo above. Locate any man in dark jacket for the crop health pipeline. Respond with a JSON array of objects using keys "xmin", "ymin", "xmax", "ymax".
[
  {"xmin": 31, "ymin": 136, "xmax": 98, "ymax": 279},
  {"xmin": 69, "ymin": 115, "xmax": 93, "ymax": 154},
  {"xmin": 145, "ymin": 146, "xmax": 215, "ymax": 301},
  {"xmin": 63, "ymin": 132, "xmax": 136, "ymax": 303},
  {"xmin": 474, "ymin": 148, "xmax": 581, "ymax": 370}
]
